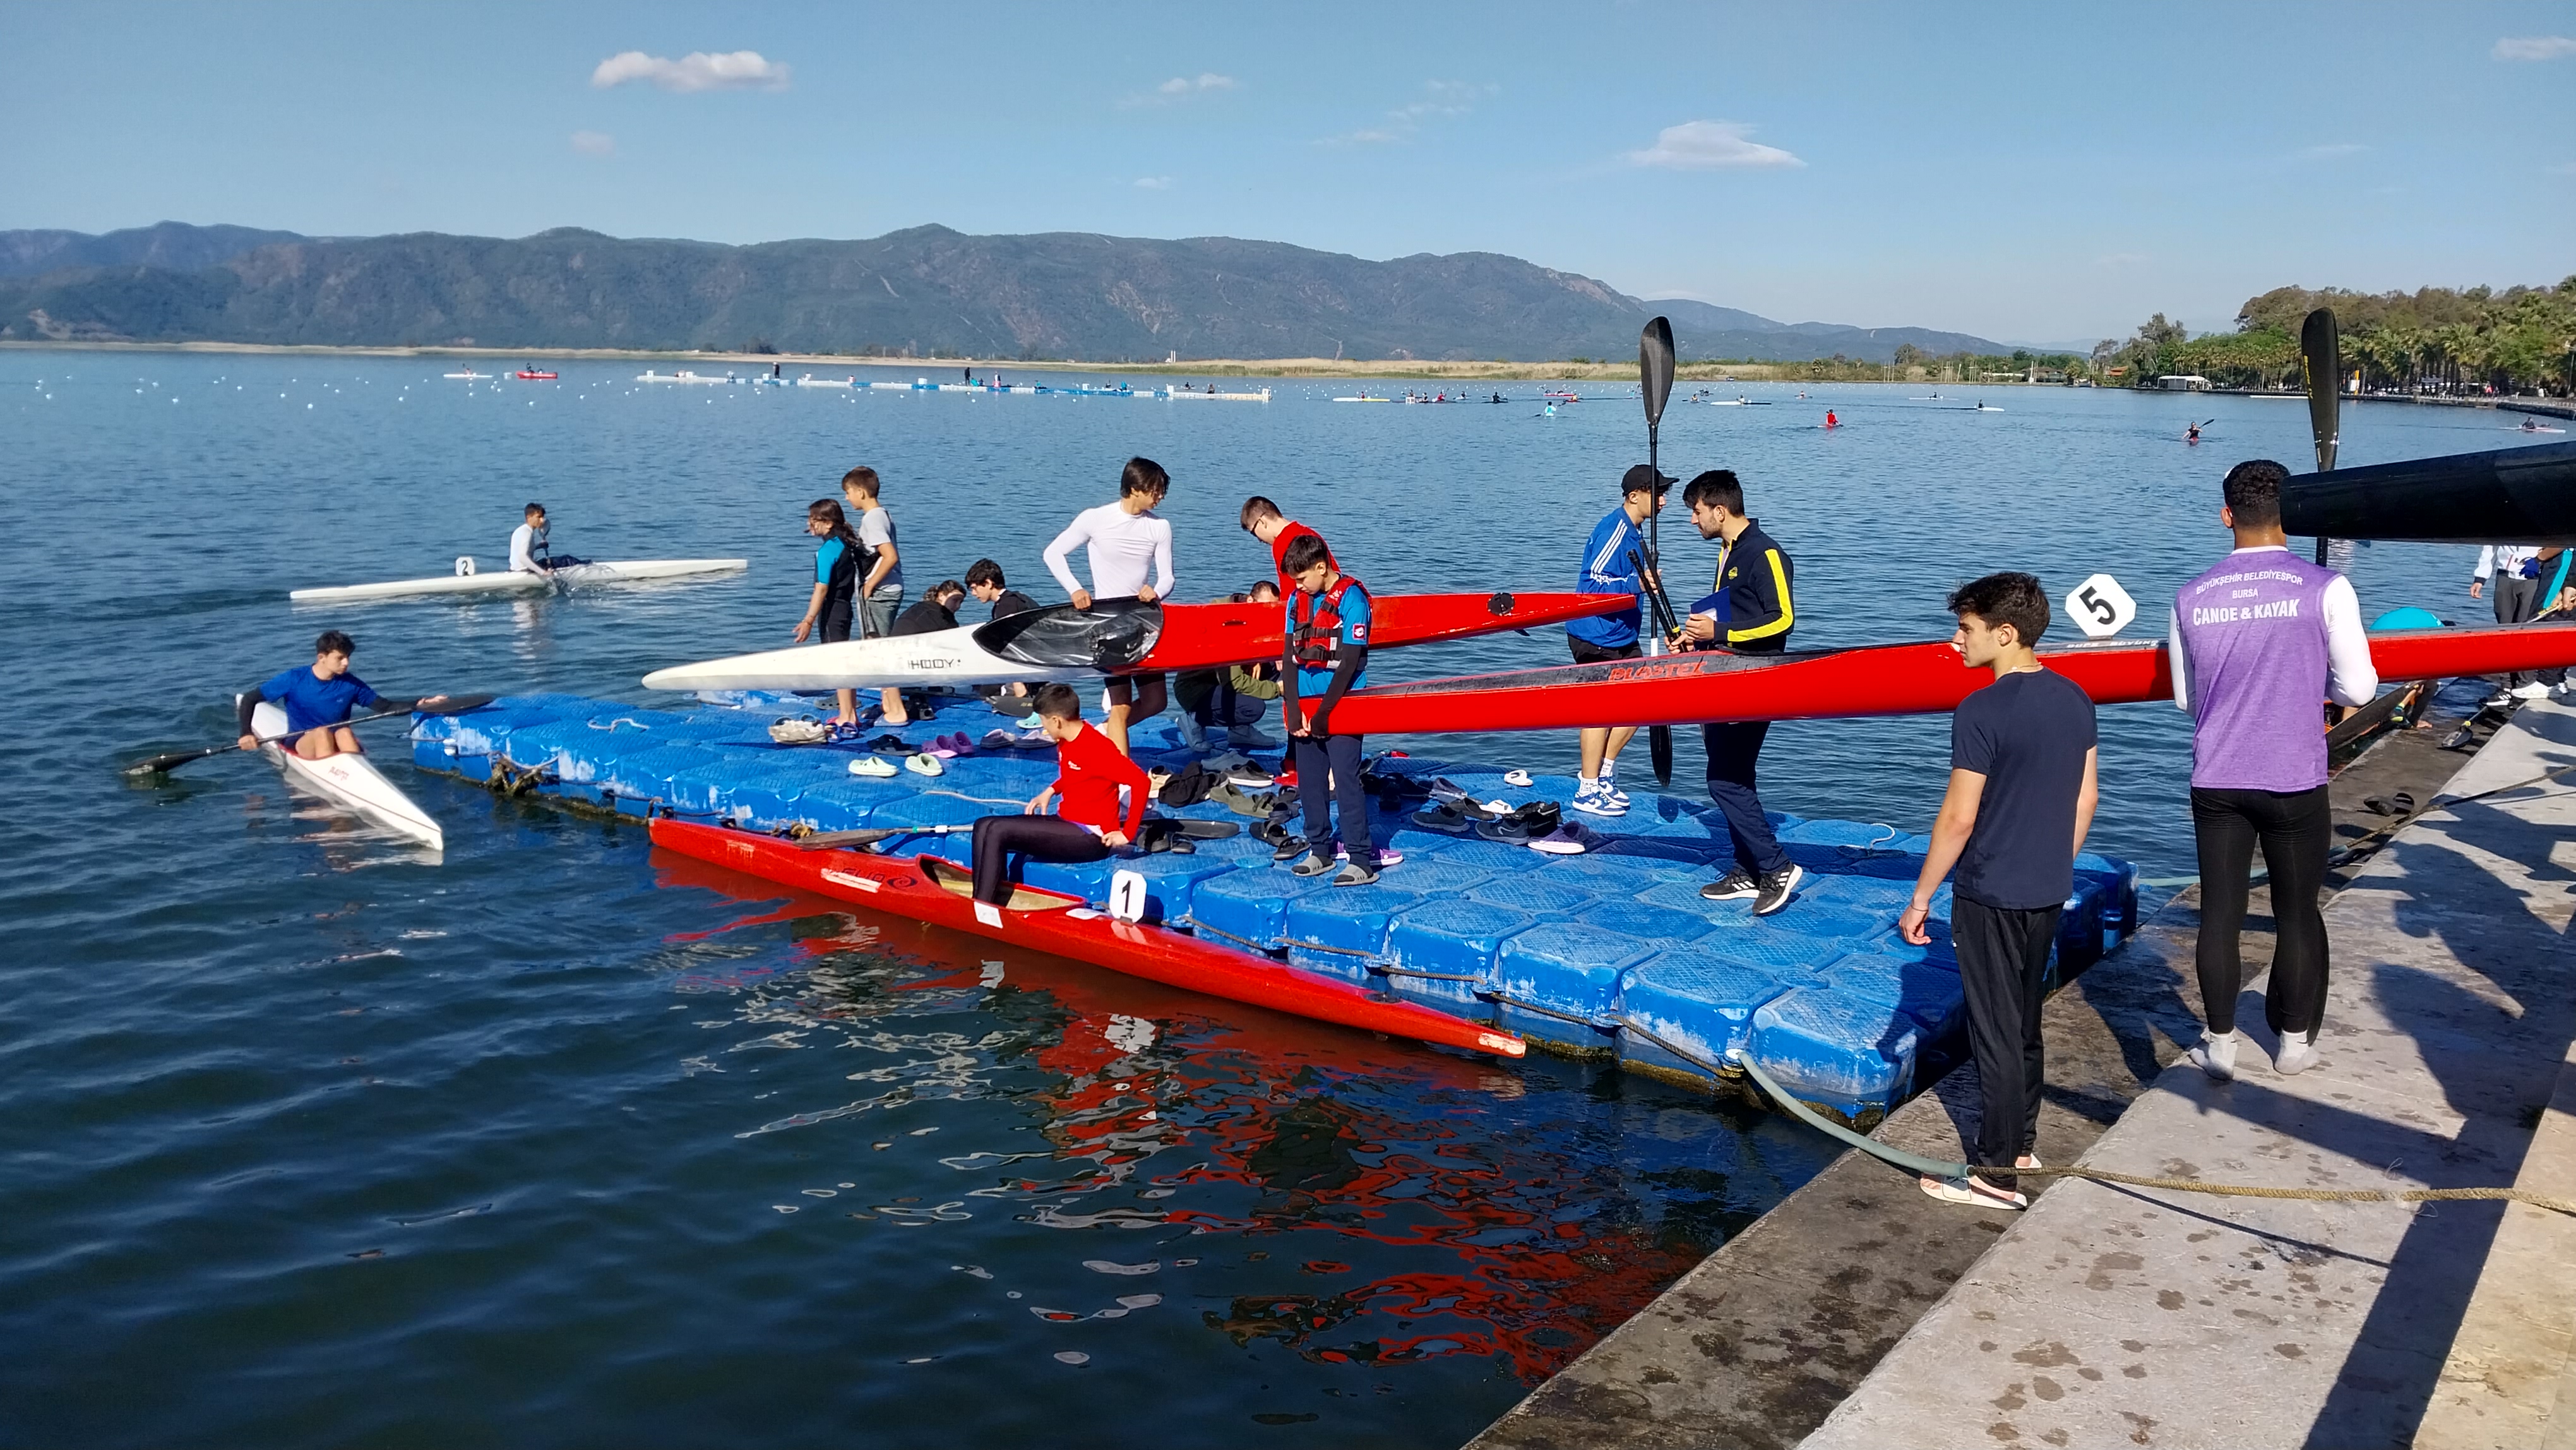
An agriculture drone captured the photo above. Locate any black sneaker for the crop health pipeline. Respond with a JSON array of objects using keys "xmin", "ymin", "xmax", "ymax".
[
  {"xmin": 1751, "ymin": 863, "xmax": 1804, "ymax": 916},
  {"xmin": 1700, "ymin": 869, "xmax": 1759, "ymax": 901}
]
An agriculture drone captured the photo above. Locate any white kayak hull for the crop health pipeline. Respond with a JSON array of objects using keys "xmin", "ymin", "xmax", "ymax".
[
  {"xmin": 641, "ymin": 626, "xmax": 1099, "ymax": 694},
  {"xmin": 291, "ymin": 558, "xmax": 747, "ymax": 604},
  {"xmin": 252, "ymin": 703, "xmax": 444, "ymax": 849}
]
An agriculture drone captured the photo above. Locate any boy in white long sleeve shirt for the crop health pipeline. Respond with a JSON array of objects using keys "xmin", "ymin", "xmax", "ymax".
[{"xmin": 1042, "ymin": 457, "xmax": 1175, "ymax": 753}]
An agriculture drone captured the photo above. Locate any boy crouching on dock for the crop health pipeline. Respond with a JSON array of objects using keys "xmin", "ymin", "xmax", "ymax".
[{"xmin": 1900, "ymin": 572, "xmax": 2099, "ymax": 1211}]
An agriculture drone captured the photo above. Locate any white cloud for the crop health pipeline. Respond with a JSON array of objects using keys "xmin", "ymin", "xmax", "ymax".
[
  {"xmin": 1133, "ymin": 176, "xmax": 1173, "ymax": 189},
  {"xmin": 1158, "ymin": 73, "xmax": 1236, "ymax": 95},
  {"xmin": 2495, "ymin": 35, "xmax": 2576, "ymax": 60},
  {"xmin": 1321, "ymin": 80, "xmax": 1493, "ymax": 145},
  {"xmin": 1626, "ymin": 120, "xmax": 1803, "ymax": 171},
  {"xmin": 591, "ymin": 50, "xmax": 790, "ymax": 93},
  {"xmin": 569, "ymin": 130, "xmax": 616, "ymax": 157},
  {"xmin": 2298, "ymin": 142, "xmax": 2368, "ymax": 159}
]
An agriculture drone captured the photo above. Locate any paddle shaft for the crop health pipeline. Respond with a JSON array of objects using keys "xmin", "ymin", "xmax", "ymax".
[{"xmin": 127, "ymin": 694, "xmax": 494, "ymax": 777}]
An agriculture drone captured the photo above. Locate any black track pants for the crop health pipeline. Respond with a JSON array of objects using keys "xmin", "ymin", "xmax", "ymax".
[
  {"xmin": 1954, "ymin": 897, "xmax": 2060, "ymax": 1191},
  {"xmin": 1292, "ymin": 733, "xmax": 1374, "ymax": 866},
  {"xmin": 1702, "ymin": 720, "xmax": 1786, "ymax": 875},
  {"xmin": 2191, "ymin": 784, "xmax": 2333, "ymax": 1039},
  {"xmin": 970, "ymin": 815, "xmax": 1110, "ymax": 906}
]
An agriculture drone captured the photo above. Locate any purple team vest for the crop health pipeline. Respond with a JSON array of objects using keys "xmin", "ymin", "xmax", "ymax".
[{"xmin": 2176, "ymin": 549, "xmax": 2337, "ymax": 792}]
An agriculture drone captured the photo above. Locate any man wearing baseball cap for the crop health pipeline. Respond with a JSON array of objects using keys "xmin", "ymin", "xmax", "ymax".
[{"xmin": 1562, "ymin": 463, "xmax": 1673, "ymax": 817}]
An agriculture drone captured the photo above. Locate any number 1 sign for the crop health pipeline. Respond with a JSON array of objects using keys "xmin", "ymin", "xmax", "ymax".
[{"xmin": 2064, "ymin": 573, "xmax": 2137, "ymax": 640}]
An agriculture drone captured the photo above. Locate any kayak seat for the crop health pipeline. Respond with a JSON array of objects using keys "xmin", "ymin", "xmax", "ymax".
[
  {"xmin": 919, "ymin": 856, "xmax": 1078, "ymax": 913},
  {"xmin": 972, "ymin": 600, "xmax": 1165, "ymax": 670}
]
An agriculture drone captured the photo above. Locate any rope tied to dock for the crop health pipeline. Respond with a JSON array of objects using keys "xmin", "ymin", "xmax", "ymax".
[{"xmin": 1729, "ymin": 1052, "xmax": 2576, "ymax": 1218}]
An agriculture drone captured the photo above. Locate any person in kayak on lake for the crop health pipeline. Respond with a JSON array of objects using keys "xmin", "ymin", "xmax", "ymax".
[
  {"xmin": 841, "ymin": 467, "xmax": 909, "ymax": 723},
  {"xmin": 1239, "ymin": 496, "xmax": 1335, "ymax": 592},
  {"xmin": 2176, "ymin": 459, "xmax": 2378, "ymax": 1081},
  {"xmin": 1279, "ymin": 532, "xmax": 1381, "ymax": 886},
  {"xmin": 236, "ymin": 630, "xmax": 448, "ymax": 760},
  {"xmin": 1902, "ymin": 572, "xmax": 2099, "ymax": 1212},
  {"xmin": 792, "ymin": 498, "xmax": 866, "ymax": 736},
  {"xmin": 969, "ymin": 683, "xmax": 1148, "ymax": 921},
  {"xmin": 1678, "ymin": 470, "xmax": 1803, "ymax": 914},
  {"xmin": 507, "ymin": 503, "xmax": 587, "ymax": 573},
  {"xmin": 1044, "ymin": 457, "xmax": 1176, "ymax": 754},
  {"xmin": 1565, "ymin": 464, "xmax": 1672, "ymax": 818}
]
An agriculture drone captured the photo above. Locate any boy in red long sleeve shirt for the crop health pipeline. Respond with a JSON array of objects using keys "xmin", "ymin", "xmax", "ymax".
[{"xmin": 969, "ymin": 682, "xmax": 1150, "ymax": 914}]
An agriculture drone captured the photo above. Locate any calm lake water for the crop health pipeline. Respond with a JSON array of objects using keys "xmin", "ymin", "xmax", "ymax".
[{"xmin": 0, "ymin": 354, "xmax": 2517, "ymax": 1446}]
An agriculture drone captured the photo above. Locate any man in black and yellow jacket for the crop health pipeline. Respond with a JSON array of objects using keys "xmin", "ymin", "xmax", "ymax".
[{"xmin": 1678, "ymin": 470, "xmax": 1803, "ymax": 916}]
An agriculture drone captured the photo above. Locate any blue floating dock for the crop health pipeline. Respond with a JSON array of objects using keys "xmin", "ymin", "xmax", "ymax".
[{"xmin": 414, "ymin": 692, "xmax": 2137, "ymax": 1129}]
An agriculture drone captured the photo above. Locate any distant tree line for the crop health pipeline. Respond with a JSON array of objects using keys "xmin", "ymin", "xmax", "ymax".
[{"xmin": 2086, "ymin": 278, "xmax": 2576, "ymax": 395}]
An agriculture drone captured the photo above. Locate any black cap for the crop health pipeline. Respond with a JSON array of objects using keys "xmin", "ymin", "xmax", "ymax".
[{"xmin": 1622, "ymin": 464, "xmax": 1676, "ymax": 496}]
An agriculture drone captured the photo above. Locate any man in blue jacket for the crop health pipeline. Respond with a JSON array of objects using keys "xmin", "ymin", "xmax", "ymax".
[
  {"xmin": 1564, "ymin": 464, "xmax": 1671, "ymax": 818},
  {"xmin": 1679, "ymin": 470, "xmax": 1802, "ymax": 915}
]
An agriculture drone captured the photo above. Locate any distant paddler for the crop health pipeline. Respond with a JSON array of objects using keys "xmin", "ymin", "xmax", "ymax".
[
  {"xmin": 236, "ymin": 630, "xmax": 450, "ymax": 760},
  {"xmin": 1044, "ymin": 457, "xmax": 1176, "ymax": 754}
]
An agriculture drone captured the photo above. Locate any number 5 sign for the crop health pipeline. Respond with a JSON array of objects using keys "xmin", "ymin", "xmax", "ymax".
[{"xmin": 2064, "ymin": 573, "xmax": 2137, "ymax": 640}]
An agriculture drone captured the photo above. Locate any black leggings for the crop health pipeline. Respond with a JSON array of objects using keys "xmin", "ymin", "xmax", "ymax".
[
  {"xmin": 2191, "ymin": 784, "xmax": 2332, "ymax": 1038},
  {"xmin": 970, "ymin": 815, "xmax": 1110, "ymax": 906}
]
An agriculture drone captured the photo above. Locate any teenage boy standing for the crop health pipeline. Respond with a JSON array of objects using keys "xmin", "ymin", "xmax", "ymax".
[
  {"xmin": 2174, "ymin": 460, "xmax": 2377, "ymax": 1080},
  {"xmin": 1564, "ymin": 465, "xmax": 1671, "ymax": 818},
  {"xmin": 1902, "ymin": 572, "xmax": 2099, "ymax": 1212},
  {"xmin": 1240, "ymin": 496, "xmax": 1335, "ymax": 592},
  {"xmin": 841, "ymin": 467, "xmax": 908, "ymax": 723},
  {"xmin": 1678, "ymin": 469, "xmax": 1801, "ymax": 915},
  {"xmin": 1279, "ymin": 532, "xmax": 1380, "ymax": 887},
  {"xmin": 1044, "ymin": 457, "xmax": 1177, "ymax": 754}
]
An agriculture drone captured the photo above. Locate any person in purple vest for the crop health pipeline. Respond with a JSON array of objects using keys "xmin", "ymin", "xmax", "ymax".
[{"xmin": 2173, "ymin": 460, "xmax": 2379, "ymax": 1080}]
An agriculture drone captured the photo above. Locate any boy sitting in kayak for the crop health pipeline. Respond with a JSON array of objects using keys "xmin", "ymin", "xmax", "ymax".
[
  {"xmin": 508, "ymin": 503, "xmax": 586, "ymax": 573},
  {"xmin": 969, "ymin": 683, "xmax": 1148, "ymax": 922},
  {"xmin": 237, "ymin": 630, "xmax": 446, "ymax": 760}
]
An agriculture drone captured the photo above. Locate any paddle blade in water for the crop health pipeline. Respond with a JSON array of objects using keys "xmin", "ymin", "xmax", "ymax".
[{"xmin": 1640, "ymin": 317, "xmax": 1676, "ymax": 428}]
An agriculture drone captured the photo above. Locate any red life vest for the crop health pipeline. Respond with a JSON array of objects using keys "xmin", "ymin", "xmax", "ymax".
[{"xmin": 1290, "ymin": 575, "xmax": 1366, "ymax": 671}]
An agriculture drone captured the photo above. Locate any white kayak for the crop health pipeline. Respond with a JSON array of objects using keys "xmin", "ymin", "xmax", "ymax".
[
  {"xmin": 251, "ymin": 702, "xmax": 443, "ymax": 849},
  {"xmin": 642, "ymin": 610, "xmax": 1116, "ymax": 695},
  {"xmin": 290, "ymin": 558, "xmax": 747, "ymax": 604}
]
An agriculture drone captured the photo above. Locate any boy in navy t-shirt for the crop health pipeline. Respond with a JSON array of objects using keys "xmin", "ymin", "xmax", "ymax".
[{"xmin": 1900, "ymin": 572, "xmax": 2099, "ymax": 1212}]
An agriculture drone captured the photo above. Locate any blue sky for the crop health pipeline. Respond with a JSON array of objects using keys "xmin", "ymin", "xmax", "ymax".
[{"xmin": 5, "ymin": 2, "xmax": 2570, "ymax": 345}]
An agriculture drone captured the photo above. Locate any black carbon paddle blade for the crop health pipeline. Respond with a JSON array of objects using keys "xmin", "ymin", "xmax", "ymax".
[
  {"xmin": 1640, "ymin": 316, "xmax": 1676, "ymax": 428},
  {"xmin": 2301, "ymin": 307, "xmax": 2340, "ymax": 475},
  {"xmin": 1650, "ymin": 724, "xmax": 1674, "ymax": 785}
]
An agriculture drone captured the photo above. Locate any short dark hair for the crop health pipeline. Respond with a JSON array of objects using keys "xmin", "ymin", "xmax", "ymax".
[
  {"xmin": 315, "ymin": 630, "xmax": 356, "ymax": 657},
  {"xmin": 1947, "ymin": 572, "xmax": 2049, "ymax": 647},
  {"xmin": 1120, "ymin": 457, "xmax": 1171, "ymax": 498},
  {"xmin": 929, "ymin": 578, "xmax": 965, "ymax": 604},
  {"xmin": 1683, "ymin": 470, "xmax": 1743, "ymax": 514},
  {"xmin": 1033, "ymin": 681, "xmax": 1084, "ymax": 721},
  {"xmin": 2222, "ymin": 459, "xmax": 2287, "ymax": 528},
  {"xmin": 1282, "ymin": 532, "xmax": 1332, "ymax": 576},
  {"xmin": 524, "ymin": 502, "xmax": 546, "ymax": 518},
  {"xmin": 1247, "ymin": 579, "xmax": 1281, "ymax": 601},
  {"xmin": 840, "ymin": 466, "xmax": 880, "ymax": 500},
  {"xmin": 964, "ymin": 558, "xmax": 1005, "ymax": 589},
  {"xmin": 1239, "ymin": 496, "xmax": 1281, "ymax": 529}
]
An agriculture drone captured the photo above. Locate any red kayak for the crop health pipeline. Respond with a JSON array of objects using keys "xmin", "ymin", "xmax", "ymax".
[
  {"xmin": 648, "ymin": 817, "xmax": 1529, "ymax": 1059},
  {"xmin": 643, "ymin": 590, "xmax": 1630, "ymax": 694},
  {"xmin": 1318, "ymin": 622, "xmax": 2576, "ymax": 734},
  {"xmin": 515, "ymin": 369, "xmax": 558, "ymax": 380}
]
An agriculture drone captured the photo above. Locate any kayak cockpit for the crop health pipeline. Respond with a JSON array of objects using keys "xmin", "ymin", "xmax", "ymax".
[
  {"xmin": 972, "ymin": 601, "xmax": 1164, "ymax": 671},
  {"xmin": 919, "ymin": 856, "xmax": 1082, "ymax": 912}
]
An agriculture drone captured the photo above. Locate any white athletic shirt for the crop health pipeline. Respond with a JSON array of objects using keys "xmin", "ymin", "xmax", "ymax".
[
  {"xmin": 1044, "ymin": 502, "xmax": 1174, "ymax": 601},
  {"xmin": 509, "ymin": 522, "xmax": 545, "ymax": 573},
  {"xmin": 2475, "ymin": 544, "xmax": 2539, "ymax": 581}
]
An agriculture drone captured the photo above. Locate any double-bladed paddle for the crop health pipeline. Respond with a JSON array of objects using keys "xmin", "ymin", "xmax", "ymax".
[
  {"xmin": 1640, "ymin": 316, "xmax": 1681, "ymax": 784},
  {"xmin": 2301, "ymin": 307, "xmax": 2340, "ymax": 566},
  {"xmin": 124, "ymin": 693, "xmax": 495, "ymax": 779}
]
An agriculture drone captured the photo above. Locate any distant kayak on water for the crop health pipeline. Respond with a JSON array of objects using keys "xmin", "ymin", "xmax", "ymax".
[{"xmin": 2513, "ymin": 420, "xmax": 2567, "ymax": 433}]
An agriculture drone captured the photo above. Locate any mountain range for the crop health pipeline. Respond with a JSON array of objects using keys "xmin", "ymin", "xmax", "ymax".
[{"xmin": 0, "ymin": 222, "xmax": 2007, "ymax": 364}]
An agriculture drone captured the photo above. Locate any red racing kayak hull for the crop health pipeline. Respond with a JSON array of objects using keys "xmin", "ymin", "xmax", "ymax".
[
  {"xmin": 1319, "ymin": 623, "xmax": 2576, "ymax": 734},
  {"xmin": 648, "ymin": 817, "xmax": 1528, "ymax": 1059},
  {"xmin": 1118, "ymin": 589, "xmax": 1631, "ymax": 674}
]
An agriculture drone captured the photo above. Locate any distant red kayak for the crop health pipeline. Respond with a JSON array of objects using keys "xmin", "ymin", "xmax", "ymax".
[
  {"xmin": 1318, "ymin": 622, "xmax": 2576, "ymax": 734},
  {"xmin": 515, "ymin": 369, "xmax": 558, "ymax": 380},
  {"xmin": 648, "ymin": 817, "xmax": 1529, "ymax": 1059}
]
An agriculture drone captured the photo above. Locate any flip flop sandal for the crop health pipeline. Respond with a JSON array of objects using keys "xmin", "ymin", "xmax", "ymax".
[
  {"xmin": 1918, "ymin": 1175, "xmax": 2026, "ymax": 1211},
  {"xmin": 865, "ymin": 734, "xmax": 913, "ymax": 755},
  {"xmin": 1503, "ymin": 769, "xmax": 1534, "ymax": 788},
  {"xmin": 981, "ymin": 729, "xmax": 1018, "ymax": 752},
  {"xmin": 1175, "ymin": 819, "xmax": 1243, "ymax": 840}
]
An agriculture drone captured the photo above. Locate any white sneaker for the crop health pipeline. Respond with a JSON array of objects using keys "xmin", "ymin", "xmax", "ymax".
[
  {"xmin": 1597, "ymin": 779, "xmax": 1631, "ymax": 810},
  {"xmin": 1570, "ymin": 781, "xmax": 1627, "ymax": 818},
  {"xmin": 2188, "ymin": 1030, "xmax": 2238, "ymax": 1082},
  {"xmin": 2274, "ymin": 1031, "xmax": 2320, "ymax": 1075},
  {"xmin": 2512, "ymin": 682, "xmax": 2553, "ymax": 700}
]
